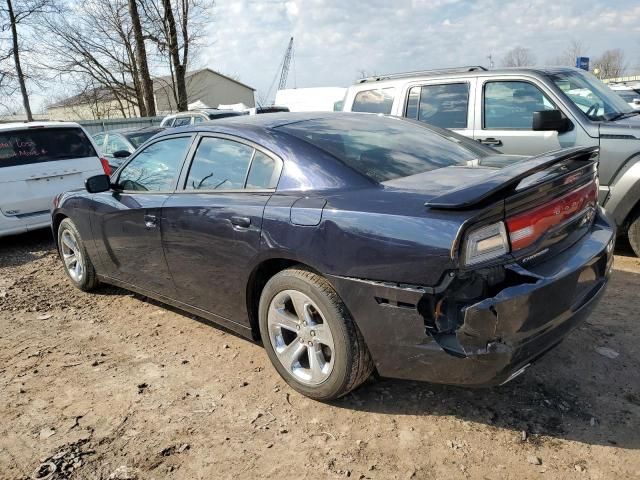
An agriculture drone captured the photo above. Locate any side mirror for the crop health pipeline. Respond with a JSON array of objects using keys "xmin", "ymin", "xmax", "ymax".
[
  {"xmin": 113, "ymin": 150, "xmax": 131, "ymax": 159},
  {"xmin": 532, "ymin": 110, "xmax": 571, "ymax": 133},
  {"xmin": 85, "ymin": 174, "xmax": 111, "ymax": 193}
]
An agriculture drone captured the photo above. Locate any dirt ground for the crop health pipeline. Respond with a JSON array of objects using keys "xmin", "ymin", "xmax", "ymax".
[{"xmin": 0, "ymin": 230, "xmax": 639, "ymax": 480}]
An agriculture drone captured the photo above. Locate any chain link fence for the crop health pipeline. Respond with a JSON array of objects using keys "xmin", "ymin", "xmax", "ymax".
[{"xmin": 78, "ymin": 116, "xmax": 165, "ymax": 134}]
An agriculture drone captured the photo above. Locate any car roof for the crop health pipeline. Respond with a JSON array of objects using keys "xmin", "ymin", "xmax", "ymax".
[
  {"xmin": 352, "ymin": 66, "xmax": 585, "ymax": 88},
  {"xmin": 0, "ymin": 121, "xmax": 82, "ymax": 131},
  {"xmin": 175, "ymin": 111, "xmax": 360, "ymax": 130}
]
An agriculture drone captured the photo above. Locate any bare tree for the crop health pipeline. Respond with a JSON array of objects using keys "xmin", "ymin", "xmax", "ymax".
[
  {"xmin": 1, "ymin": 0, "xmax": 57, "ymax": 120},
  {"xmin": 139, "ymin": 0, "xmax": 211, "ymax": 112},
  {"xmin": 592, "ymin": 49, "xmax": 626, "ymax": 79},
  {"xmin": 501, "ymin": 46, "xmax": 536, "ymax": 67},
  {"xmin": 43, "ymin": 0, "xmax": 146, "ymax": 119},
  {"xmin": 129, "ymin": 0, "xmax": 155, "ymax": 116},
  {"xmin": 550, "ymin": 39, "xmax": 587, "ymax": 67}
]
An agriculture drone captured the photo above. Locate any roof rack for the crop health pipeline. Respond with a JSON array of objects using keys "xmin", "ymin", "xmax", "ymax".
[{"xmin": 358, "ymin": 66, "xmax": 487, "ymax": 83}]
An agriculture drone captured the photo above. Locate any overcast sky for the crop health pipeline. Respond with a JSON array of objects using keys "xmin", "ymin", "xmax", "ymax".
[{"xmin": 202, "ymin": 0, "xmax": 640, "ymax": 104}]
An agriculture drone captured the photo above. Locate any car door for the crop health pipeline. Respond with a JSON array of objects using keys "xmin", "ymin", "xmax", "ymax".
[
  {"xmin": 473, "ymin": 78, "xmax": 570, "ymax": 155},
  {"xmin": 402, "ymin": 79, "xmax": 476, "ymax": 138},
  {"xmin": 162, "ymin": 134, "xmax": 283, "ymax": 325},
  {"xmin": 91, "ymin": 134, "xmax": 194, "ymax": 296}
]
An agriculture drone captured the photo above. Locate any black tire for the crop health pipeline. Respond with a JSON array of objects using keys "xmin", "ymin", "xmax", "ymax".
[
  {"xmin": 57, "ymin": 218, "xmax": 99, "ymax": 291},
  {"xmin": 629, "ymin": 212, "xmax": 640, "ymax": 257},
  {"xmin": 258, "ymin": 267, "xmax": 374, "ymax": 401}
]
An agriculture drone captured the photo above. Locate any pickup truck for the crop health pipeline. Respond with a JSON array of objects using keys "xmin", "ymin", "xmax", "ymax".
[{"xmin": 342, "ymin": 66, "xmax": 640, "ymax": 255}]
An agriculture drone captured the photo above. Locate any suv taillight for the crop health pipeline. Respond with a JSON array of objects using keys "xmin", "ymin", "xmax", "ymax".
[
  {"xmin": 100, "ymin": 157, "xmax": 112, "ymax": 176},
  {"xmin": 506, "ymin": 180, "xmax": 597, "ymax": 252}
]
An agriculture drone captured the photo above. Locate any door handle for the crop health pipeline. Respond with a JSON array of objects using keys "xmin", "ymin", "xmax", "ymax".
[
  {"xmin": 144, "ymin": 214, "xmax": 157, "ymax": 228},
  {"xmin": 230, "ymin": 216, "xmax": 251, "ymax": 228},
  {"xmin": 478, "ymin": 137, "xmax": 503, "ymax": 147}
]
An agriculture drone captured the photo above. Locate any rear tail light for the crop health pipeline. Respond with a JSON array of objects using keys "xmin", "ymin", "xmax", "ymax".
[
  {"xmin": 463, "ymin": 222, "xmax": 509, "ymax": 266},
  {"xmin": 100, "ymin": 157, "xmax": 112, "ymax": 176},
  {"xmin": 506, "ymin": 180, "xmax": 597, "ymax": 251},
  {"xmin": 462, "ymin": 179, "xmax": 597, "ymax": 266}
]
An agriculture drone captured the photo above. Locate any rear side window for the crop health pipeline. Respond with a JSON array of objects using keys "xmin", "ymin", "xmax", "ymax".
[
  {"xmin": 185, "ymin": 137, "xmax": 281, "ymax": 191},
  {"xmin": 406, "ymin": 83, "xmax": 469, "ymax": 129},
  {"xmin": 246, "ymin": 151, "xmax": 280, "ymax": 189},
  {"xmin": 173, "ymin": 117, "xmax": 191, "ymax": 127},
  {"xmin": 0, "ymin": 127, "xmax": 96, "ymax": 168},
  {"xmin": 352, "ymin": 88, "xmax": 395, "ymax": 114},
  {"xmin": 186, "ymin": 137, "xmax": 254, "ymax": 190}
]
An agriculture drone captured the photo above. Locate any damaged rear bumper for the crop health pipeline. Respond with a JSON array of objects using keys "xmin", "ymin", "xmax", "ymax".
[{"xmin": 327, "ymin": 211, "xmax": 614, "ymax": 387}]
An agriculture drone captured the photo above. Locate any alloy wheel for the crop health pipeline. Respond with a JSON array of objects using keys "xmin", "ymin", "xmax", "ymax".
[
  {"xmin": 60, "ymin": 229, "xmax": 85, "ymax": 283},
  {"xmin": 267, "ymin": 289, "xmax": 335, "ymax": 386}
]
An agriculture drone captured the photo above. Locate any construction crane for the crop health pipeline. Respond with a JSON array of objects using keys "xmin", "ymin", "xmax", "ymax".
[
  {"xmin": 278, "ymin": 37, "xmax": 294, "ymax": 91},
  {"xmin": 263, "ymin": 37, "xmax": 294, "ymax": 106}
]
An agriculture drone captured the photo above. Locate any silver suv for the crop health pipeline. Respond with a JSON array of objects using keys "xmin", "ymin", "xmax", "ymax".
[{"xmin": 342, "ymin": 66, "xmax": 640, "ymax": 255}]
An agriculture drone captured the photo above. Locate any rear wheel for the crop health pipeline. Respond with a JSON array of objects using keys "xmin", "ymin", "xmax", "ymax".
[
  {"xmin": 258, "ymin": 267, "xmax": 374, "ymax": 401},
  {"xmin": 57, "ymin": 218, "xmax": 99, "ymax": 291}
]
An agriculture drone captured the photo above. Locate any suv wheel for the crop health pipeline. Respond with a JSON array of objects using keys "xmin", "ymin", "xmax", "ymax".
[
  {"xmin": 258, "ymin": 267, "xmax": 374, "ymax": 401},
  {"xmin": 58, "ymin": 218, "xmax": 99, "ymax": 291},
  {"xmin": 628, "ymin": 212, "xmax": 640, "ymax": 257}
]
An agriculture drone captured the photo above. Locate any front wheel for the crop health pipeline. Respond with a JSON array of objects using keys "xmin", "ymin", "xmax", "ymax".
[
  {"xmin": 258, "ymin": 267, "xmax": 374, "ymax": 401},
  {"xmin": 57, "ymin": 218, "xmax": 99, "ymax": 291},
  {"xmin": 628, "ymin": 212, "xmax": 640, "ymax": 257}
]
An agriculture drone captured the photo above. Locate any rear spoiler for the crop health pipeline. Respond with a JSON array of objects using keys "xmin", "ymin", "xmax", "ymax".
[{"xmin": 425, "ymin": 146, "xmax": 599, "ymax": 210}]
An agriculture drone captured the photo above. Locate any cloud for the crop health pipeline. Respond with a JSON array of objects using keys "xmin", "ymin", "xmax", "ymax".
[{"xmin": 200, "ymin": 0, "xmax": 639, "ymax": 103}]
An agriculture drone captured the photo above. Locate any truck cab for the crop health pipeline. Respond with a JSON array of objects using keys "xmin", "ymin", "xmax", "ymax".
[{"xmin": 342, "ymin": 66, "xmax": 640, "ymax": 255}]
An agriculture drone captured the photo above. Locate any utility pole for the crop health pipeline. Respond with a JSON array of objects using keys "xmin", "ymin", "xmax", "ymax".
[{"xmin": 487, "ymin": 53, "xmax": 494, "ymax": 69}]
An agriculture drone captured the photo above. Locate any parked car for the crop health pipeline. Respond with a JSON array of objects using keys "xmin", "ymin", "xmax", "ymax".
[
  {"xmin": 0, "ymin": 121, "xmax": 109, "ymax": 237},
  {"xmin": 51, "ymin": 113, "xmax": 613, "ymax": 400},
  {"xmin": 160, "ymin": 109, "xmax": 247, "ymax": 127},
  {"xmin": 609, "ymin": 84, "xmax": 640, "ymax": 110},
  {"xmin": 93, "ymin": 126, "xmax": 165, "ymax": 170},
  {"xmin": 342, "ymin": 66, "xmax": 640, "ymax": 256}
]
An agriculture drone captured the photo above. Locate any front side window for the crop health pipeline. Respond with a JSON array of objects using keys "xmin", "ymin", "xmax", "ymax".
[
  {"xmin": 484, "ymin": 81, "xmax": 556, "ymax": 129},
  {"xmin": 104, "ymin": 134, "xmax": 131, "ymax": 155},
  {"xmin": 352, "ymin": 88, "xmax": 395, "ymax": 114},
  {"xmin": 93, "ymin": 133, "xmax": 105, "ymax": 148},
  {"xmin": 406, "ymin": 83, "xmax": 469, "ymax": 129},
  {"xmin": 0, "ymin": 127, "xmax": 96, "ymax": 168},
  {"xmin": 117, "ymin": 136, "xmax": 191, "ymax": 191},
  {"xmin": 193, "ymin": 115, "xmax": 205, "ymax": 124}
]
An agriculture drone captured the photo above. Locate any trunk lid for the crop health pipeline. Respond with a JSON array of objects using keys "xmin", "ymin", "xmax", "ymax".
[{"xmin": 388, "ymin": 146, "xmax": 599, "ymax": 266}]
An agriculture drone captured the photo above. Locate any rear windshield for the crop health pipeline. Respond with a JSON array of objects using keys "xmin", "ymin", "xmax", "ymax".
[
  {"xmin": 0, "ymin": 127, "xmax": 96, "ymax": 168},
  {"xmin": 125, "ymin": 130, "xmax": 161, "ymax": 148},
  {"xmin": 277, "ymin": 114, "xmax": 483, "ymax": 182}
]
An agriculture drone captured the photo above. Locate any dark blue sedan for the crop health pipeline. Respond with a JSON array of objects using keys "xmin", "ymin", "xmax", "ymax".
[{"xmin": 51, "ymin": 113, "xmax": 614, "ymax": 400}]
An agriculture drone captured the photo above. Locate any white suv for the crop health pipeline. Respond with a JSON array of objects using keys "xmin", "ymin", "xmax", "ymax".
[{"xmin": 0, "ymin": 121, "xmax": 108, "ymax": 237}]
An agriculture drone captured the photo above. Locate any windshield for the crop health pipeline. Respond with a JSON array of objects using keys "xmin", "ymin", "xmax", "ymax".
[
  {"xmin": 614, "ymin": 90, "xmax": 640, "ymax": 103},
  {"xmin": 125, "ymin": 130, "xmax": 162, "ymax": 148},
  {"xmin": 548, "ymin": 70, "xmax": 633, "ymax": 121},
  {"xmin": 277, "ymin": 114, "xmax": 485, "ymax": 182}
]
